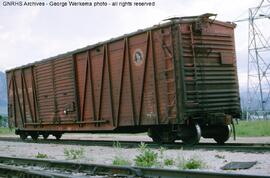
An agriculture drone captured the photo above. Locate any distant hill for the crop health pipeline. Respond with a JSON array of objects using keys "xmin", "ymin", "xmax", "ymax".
[{"xmin": 0, "ymin": 71, "xmax": 7, "ymax": 115}]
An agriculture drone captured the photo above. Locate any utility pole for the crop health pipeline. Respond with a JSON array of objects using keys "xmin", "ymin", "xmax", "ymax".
[{"xmin": 246, "ymin": 0, "xmax": 270, "ymax": 120}]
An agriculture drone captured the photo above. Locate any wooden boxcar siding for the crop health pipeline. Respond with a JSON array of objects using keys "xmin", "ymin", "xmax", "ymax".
[
  {"xmin": 7, "ymin": 25, "xmax": 176, "ymax": 130},
  {"xmin": 7, "ymin": 67, "xmax": 37, "ymax": 128},
  {"xmin": 35, "ymin": 57, "xmax": 77, "ymax": 124},
  {"xmin": 35, "ymin": 62, "xmax": 54, "ymax": 122},
  {"xmin": 74, "ymin": 27, "xmax": 176, "ymax": 130}
]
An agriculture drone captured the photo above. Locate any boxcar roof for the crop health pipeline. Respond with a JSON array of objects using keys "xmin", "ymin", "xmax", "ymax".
[{"xmin": 6, "ymin": 13, "xmax": 235, "ymax": 72}]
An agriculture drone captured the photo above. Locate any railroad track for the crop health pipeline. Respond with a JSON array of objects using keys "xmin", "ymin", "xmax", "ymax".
[
  {"xmin": 0, "ymin": 136, "xmax": 270, "ymax": 152},
  {"xmin": 0, "ymin": 156, "xmax": 268, "ymax": 178}
]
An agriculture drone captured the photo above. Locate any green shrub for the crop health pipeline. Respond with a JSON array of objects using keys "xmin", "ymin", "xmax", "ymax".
[
  {"xmin": 35, "ymin": 152, "xmax": 48, "ymax": 159},
  {"xmin": 158, "ymin": 147, "xmax": 175, "ymax": 167},
  {"xmin": 112, "ymin": 156, "xmax": 131, "ymax": 166},
  {"xmin": 64, "ymin": 147, "xmax": 85, "ymax": 160},
  {"xmin": 134, "ymin": 143, "xmax": 158, "ymax": 167},
  {"xmin": 177, "ymin": 156, "xmax": 206, "ymax": 170},
  {"xmin": 164, "ymin": 158, "xmax": 174, "ymax": 166},
  {"xmin": 183, "ymin": 158, "xmax": 205, "ymax": 169}
]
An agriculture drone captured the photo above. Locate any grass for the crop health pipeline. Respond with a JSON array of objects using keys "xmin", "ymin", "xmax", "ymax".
[
  {"xmin": 112, "ymin": 141, "xmax": 132, "ymax": 166},
  {"xmin": 134, "ymin": 143, "xmax": 159, "ymax": 167},
  {"xmin": 35, "ymin": 152, "xmax": 48, "ymax": 159},
  {"xmin": 112, "ymin": 142, "xmax": 206, "ymax": 169},
  {"xmin": 177, "ymin": 156, "xmax": 206, "ymax": 170},
  {"xmin": 64, "ymin": 147, "xmax": 85, "ymax": 160},
  {"xmin": 235, "ymin": 120, "xmax": 270, "ymax": 137},
  {"xmin": 182, "ymin": 158, "xmax": 205, "ymax": 169},
  {"xmin": 112, "ymin": 156, "xmax": 132, "ymax": 166},
  {"xmin": 0, "ymin": 127, "xmax": 13, "ymax": 135},
  {"xmin": 113, "ymin": 141, "xmax": 122, "ymax": 149},
  {"xmin": 164, "ymin": 158, "xmax": 174, "ymax": 166}
]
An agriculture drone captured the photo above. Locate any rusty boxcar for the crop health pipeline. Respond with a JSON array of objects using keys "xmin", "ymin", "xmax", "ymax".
[{"xmin": 6, "ymin": 14, "xmax": 240, "ymax": 144}]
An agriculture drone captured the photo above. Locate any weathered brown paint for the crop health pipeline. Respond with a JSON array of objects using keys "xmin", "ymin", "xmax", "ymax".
[{"xmin": 6, "ymin": 16, "xmax": 241, "ymax": 132}]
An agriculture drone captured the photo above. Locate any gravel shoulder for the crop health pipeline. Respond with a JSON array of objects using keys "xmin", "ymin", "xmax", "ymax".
[
  {"xmin": 0, "ymin": 134, "xmax": 269, "ymax": 176},
  {"xmin": 3, "ymin": 133, "xmax": 269, "ymax": 143}
]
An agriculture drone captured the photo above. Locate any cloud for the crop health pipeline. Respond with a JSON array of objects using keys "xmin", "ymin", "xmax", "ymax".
[
  {"xmin": 0, "ymin": 8, "xmax": 41, "ymax": 70},
  {"xmin": 0, "ymin": 0, "xmax": 267, "ymax": 90}
]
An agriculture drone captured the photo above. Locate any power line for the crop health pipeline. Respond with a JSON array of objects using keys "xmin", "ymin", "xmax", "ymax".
[{"xmin": 232, "ymin": 10, "xmax": 249, "ymax": 22}]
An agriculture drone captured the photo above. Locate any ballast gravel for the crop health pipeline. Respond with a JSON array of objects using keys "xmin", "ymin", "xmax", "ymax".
[{"xmin": 0, "ymin": 134, "xmax": 269, "ymax": 176}]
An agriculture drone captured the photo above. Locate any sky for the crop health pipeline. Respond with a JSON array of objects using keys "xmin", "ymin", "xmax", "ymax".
[{"xmin": 0, "ymin": 0, "xmax": 268, "ymax": 91}]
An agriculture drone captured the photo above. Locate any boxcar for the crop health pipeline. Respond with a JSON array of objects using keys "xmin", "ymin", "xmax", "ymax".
[{"xmin": 6, "ymin": 14, "xmax": 241, "ymax": 144}]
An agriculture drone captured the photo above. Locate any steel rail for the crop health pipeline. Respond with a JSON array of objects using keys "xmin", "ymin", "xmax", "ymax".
[
  {"xmin": 0, "ymin": 156, "xmax": 268, "ymax": 178},
  {"xmin": 0, "ymin": 136, "xmax": 270, "ymax": 152},
  {"xmin": 0, "ymin": 164, "xmax": 76, "ymax": 178}
]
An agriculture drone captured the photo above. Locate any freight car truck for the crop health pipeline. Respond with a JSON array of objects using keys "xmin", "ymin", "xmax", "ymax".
[{"xmin": 6, "ymin": 14, "xmax": 241, "ymax": 145}]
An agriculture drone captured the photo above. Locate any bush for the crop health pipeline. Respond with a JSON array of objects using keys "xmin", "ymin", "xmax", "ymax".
[
  {"xmin": 164, "ymin": 158, "xmax": 174, "ymax": 166},
  {"xmin": 134, "ymin": 143, "xmax": 158, "ymax": 167},
  {"xmin": 112, "ymin": 156, "xmax": 131, "ymax": 166},
  {"xmin": 35, "ymin": 152, "xmax": 48, "ymax": 159},
  {"xmin": 183, "ymin": 158, "xmax": 205, "ymax": 169},
  {"xmin": 177, "ymin": 156, "xmax": 206, "ymax": 169},
  {"xmin": 64, "ymin": 147, "xmax": 85, "ymax": 160}
]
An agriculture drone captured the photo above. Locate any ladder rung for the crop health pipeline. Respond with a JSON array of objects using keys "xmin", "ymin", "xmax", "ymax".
[
  {"xmin": 161, "ymin": 32, "xmax": 171, "ymax": 36},
  {"xmin": 167, "ymin": 91, "xmax": 175, "ymax": 95},
  {"xmin": 168, "ymin": 104, "xmax": 175, "ymax": 107},
  {"xmin": 164, "ymin": 56, "xmax": 173, "ymax": 60},
  {"xmin": 185, "ymin": 80, "xmax": 196, "ymax": 83},
  {"xmin": 184, "ymin": 68, "xmax": 195, "ymax": 71},
  {"xmin": 185, "ymin": 101, "xmax": 198, "ymax": 103},
  {"xmin": 162, "ymin": 44, "xmax": 172, "ymax": 48},
  {"xmin": 164, "ymin": 68, "xmax": 174, "ymax": 72},
  {"xmin": 184, "ymin": 64, "xmax": 195, "ymax": 67},
  {"xmin": 165, "ymin": 56, "xmax": 173, "ymax": 60},
  {"xmin": 185, "ymin": 77, "xmax": 195, "ymax": 80},
  {"xmin": 185, "ymin": 101, "xmax": 199, "ymax": 107},
  {"xmin": 166, "ymin": 79, "xmax": 175, "ymax": 83}
]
